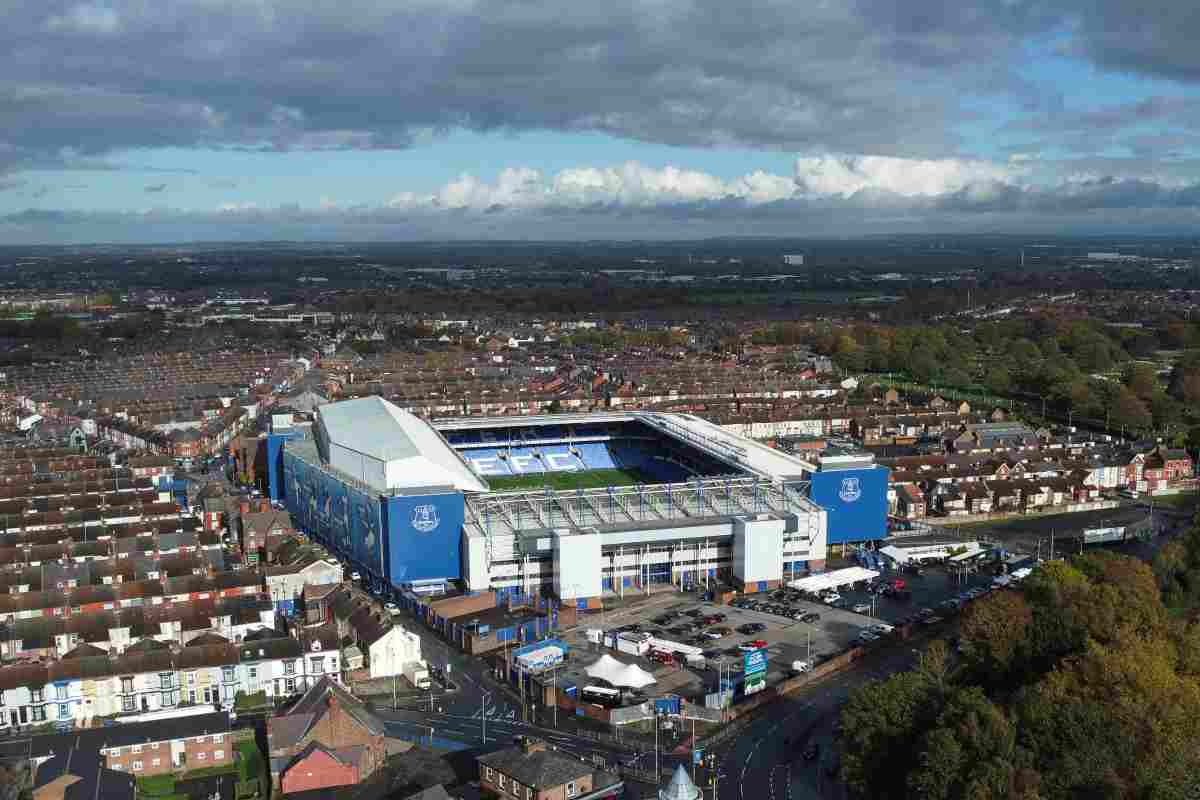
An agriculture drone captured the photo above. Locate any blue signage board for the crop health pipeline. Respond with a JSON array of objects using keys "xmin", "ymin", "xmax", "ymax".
[
  {"xmin": 743, "ymin": 648, "xmax": 767, "ymax": 676},
  {"xmin": 810, "ymin": 467, "xmax": 889, "ymax": 544}
]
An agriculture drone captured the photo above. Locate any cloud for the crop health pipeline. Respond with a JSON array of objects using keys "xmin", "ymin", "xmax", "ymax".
[
  {"xmin": 144, "ymin": 183, "xmax": 166, "ymax": 193},
  {"xmin": 10, "ymin": 156, "xmax": 1200, "ymax": 243},
  {"xmin": 0, "ymin": 0, "xmax": 1113, "ymax": 178},
  {"xmin": 45, "ymin": 4, "xmax": 121, "ymax": 35},
  {"xmin": 792, "ymin": 155, "xmax": 1020, "ymax": 197}
]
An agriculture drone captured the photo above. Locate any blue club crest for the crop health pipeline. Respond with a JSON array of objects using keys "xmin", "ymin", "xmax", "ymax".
[
  {"xmin": 839, "ymin": 477, "xmax": 862, "ymax": 503},
  {"xmin": 412, "ymin": 503, "xmax": 440, "ymax": 533}
]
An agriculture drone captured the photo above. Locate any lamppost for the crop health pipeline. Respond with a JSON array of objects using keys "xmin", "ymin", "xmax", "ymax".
[{"xmin": 481, "ymin": 690, "xmax": 491, "ymax": 743}]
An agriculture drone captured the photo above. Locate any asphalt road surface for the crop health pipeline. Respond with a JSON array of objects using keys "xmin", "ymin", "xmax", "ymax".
[{"xmin": 705, "ymin": 640, "xmax": 927, "ymax": 800}]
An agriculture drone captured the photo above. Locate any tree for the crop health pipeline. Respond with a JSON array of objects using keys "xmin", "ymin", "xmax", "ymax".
[
  {"xmin": 958, "ymin": 591, "xmax": 1033, "ymax": 685},
  {"xmin": 1111, "ymin": 386, "xmax": 1151, "ymax": 432},
  {"xmin": 984, "ymin": 366, "xmax": 1012, "ymax": 395},
  {"xmin": 916, "ymin": 639, "xmax": 953, "ymax": 693},
  {"xmin": 1123, "ymin": 362, "xmax": 1160, "ymax": 401},
  {"xmin": 839, "ymin": 672, "xmax": 941, "ymax": 800},
  {"xmin": 907, "ymin": 687, "xmax": 1025, "ymax": 800}
]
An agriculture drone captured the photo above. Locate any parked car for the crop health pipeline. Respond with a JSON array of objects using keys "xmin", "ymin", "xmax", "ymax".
[
  {"xmin": 791, "ymin": 660, "xmax": 813, "ymax": 674},
  {"xmin": 701, "ymin": 630, "xmax": 723, "ymax": 640},
  {"xmin": 870, "ymin": 623, "xmax": 895, "ymax": 635},
  {"xmin": 802, "ymin": 743, "xmax": 820, "ymax": 761},
  {"xmin": 858, "ymin": 630, "xmax": 880, "ymax": 642},
  {"xmin": 800, "ymin": 612, "xmax": 820, "ymax": 623},
  {"xmin": 823, "ymin": 593, "xmax": 842, "ymax": 605},
  {"xmin": 851, "ymin": 602, "xmax": 871, "ymax": 614}
]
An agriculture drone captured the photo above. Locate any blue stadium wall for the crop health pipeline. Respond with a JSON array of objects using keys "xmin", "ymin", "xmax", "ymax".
[
  {"xmin": 266, "ymin": 432, "xmax": 298, "ymax": 502},
  {"xmin": 276, "ymin": 442, "xmax": 466, "ymax": 588},
  {"xmin": 810, "ymin": 467, "xmax": 889, "ymax": 544}
]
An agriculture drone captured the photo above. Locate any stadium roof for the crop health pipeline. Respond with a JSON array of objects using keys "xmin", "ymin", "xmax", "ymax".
[
  {"xmin": 640, "ymin": 412, "xmax": 815, "ymax": 480},
  {"xmin": 319, "ymin": 397, "xmax": 488, "ymax": 493}
]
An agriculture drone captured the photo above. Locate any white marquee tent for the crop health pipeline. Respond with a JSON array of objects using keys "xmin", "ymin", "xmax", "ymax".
[
  {"xmin": 585, "ymin": 654, "xmax": 657, "ymax": 689},
  {"xmin": 787, "ymin": 566, "xmax": 880, "ymax": 593}
]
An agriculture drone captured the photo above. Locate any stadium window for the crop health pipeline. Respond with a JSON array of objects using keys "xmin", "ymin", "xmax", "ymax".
[{"xmin": 132, "ymin": 761, "xmax": 143, "ymax": 772}]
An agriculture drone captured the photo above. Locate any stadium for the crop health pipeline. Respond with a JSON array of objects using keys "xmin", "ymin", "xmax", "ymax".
[{"xmin": 266, "ymin": 397, "xmax": 888, "ymax": 607}]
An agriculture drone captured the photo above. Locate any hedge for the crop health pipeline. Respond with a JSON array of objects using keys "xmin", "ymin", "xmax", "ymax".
[{"xmin": 136, "ymin": 774, "xmax": 177, "ymax": 796}]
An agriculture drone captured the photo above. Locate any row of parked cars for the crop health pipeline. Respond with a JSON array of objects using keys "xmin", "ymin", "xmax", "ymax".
[
  {"xmin": 884, "ymin": 584, "xmax": 993, "ymax": 630},
  {"xmin": 730, "ymin": 593, "xmax": 821, "ymax": 622}
]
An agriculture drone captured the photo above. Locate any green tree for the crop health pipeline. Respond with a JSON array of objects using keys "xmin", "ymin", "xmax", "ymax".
[
  {"xmin": 984, "ymin": 366, "xmax": 1012, "ymax": 395},
  {"xmin": 958, "ymin": 591, "xmax": 1033, "ymax": 686},
  {"xmin": 839, "ymin": 672, "xmax": 940, "ymax": 800},
  {"xmin": 907, "ymin": 687, "xmax": 1026, "ymax": 800}
]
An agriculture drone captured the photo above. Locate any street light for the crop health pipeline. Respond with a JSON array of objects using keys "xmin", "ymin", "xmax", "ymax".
[{"xmin": 481, "ymin": 690, "xmax": 492, "ymax": 743}]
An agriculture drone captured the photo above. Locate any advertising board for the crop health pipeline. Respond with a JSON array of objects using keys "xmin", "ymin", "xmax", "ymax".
[
  {"xmin": 743, "ymin": 647, "xmax": 768, "ymax": 696},
  {"xmin": 743, "ymin": 648, "xmax": 767, "ymax": 676},
  {"xmin": 514, "ymin": 638, "xmax": 568, "ymax": 671}
]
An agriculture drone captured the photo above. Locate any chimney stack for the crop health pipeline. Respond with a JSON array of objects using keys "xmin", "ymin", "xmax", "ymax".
[{"xmin": 518, "ymin": 736, "xmax": 546, "ymax": 755}]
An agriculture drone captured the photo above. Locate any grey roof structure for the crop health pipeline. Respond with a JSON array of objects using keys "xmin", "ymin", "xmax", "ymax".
[
  {"xmin": 477, "ymin": 742, "xmax": 593, "ymax": 788},
  {"xmin": 660, "ymin": 765, "xmax": 701, "ymax": 800},
  {"xmin": 316, "ymin": 396, "xmax": 488, "ymax": 493}
]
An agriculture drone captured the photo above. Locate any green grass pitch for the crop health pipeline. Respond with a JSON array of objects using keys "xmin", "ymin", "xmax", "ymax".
[{"xmin": 485, "ymin": 468, "xmax": 652, "ymax": 492}]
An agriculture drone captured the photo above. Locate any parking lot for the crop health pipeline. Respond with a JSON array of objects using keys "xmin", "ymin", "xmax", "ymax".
[{"xmin": 566, "ymin": 560, "xmax": 1001, "ymax": 695}]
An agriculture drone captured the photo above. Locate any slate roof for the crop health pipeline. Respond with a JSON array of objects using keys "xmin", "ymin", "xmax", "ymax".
[
  {"xmin": 269, "ymin": 675, "xmax": 387, "ymax": 753},
  {"xmin": 477, "ymin": 742, "xmax": 593, "ymax": 788}
]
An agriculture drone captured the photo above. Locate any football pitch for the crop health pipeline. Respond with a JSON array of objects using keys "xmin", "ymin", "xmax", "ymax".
[{"xmin": 486, "ymin": 468, "xmax": 651, "ymax": 492}]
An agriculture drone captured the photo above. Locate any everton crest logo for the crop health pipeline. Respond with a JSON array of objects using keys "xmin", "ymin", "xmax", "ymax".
[
  {"xmin": 412, "ymin": 504, "xmax": 440, "ymax": 533},
  {"xmin": 839, "ymin": 477, "xmax": 862, "ymax": 503}
]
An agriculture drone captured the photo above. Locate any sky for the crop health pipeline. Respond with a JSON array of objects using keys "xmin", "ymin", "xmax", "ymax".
[{"xmin": 6, "ymin": 1, "xmax": 1200, "ymax": 243}]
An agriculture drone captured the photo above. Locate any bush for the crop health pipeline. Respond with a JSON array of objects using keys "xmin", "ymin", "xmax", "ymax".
[
  {"xmin": 237, "ymin": 740, "xmax": 267, "ymax": 786},
  {"xmin": 236, "ymin": 778, "xmax": 260, "ymax": 799},
  {"xmin": 137, "ymin": 774, "xmax": 177, "ymax": 796},
  {"xmin": 234, "ymin": 690, "xmax": 269, "ymax": 711}
]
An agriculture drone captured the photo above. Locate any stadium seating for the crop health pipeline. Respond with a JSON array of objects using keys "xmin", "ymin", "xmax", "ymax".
[{"xmin": 454, "ymin": 421, "xmax": 733, "ymax": 483}]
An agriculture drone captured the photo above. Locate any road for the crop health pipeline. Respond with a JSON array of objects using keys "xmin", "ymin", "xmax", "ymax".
[{"xmin": 705, "ymin": 640, "xmax": 926, "ymax": 800}]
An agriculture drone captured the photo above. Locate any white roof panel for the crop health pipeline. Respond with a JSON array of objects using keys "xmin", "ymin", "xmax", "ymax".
[{"xmin": 319, "ymin": 396, "xmax": 489, "ymax": 493}]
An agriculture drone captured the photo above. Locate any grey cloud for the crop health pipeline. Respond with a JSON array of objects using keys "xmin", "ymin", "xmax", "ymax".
[
  {"xmin": 144, "ymin": 183, "xmax": 166, "ymax": 193},
  {"xmin": 0, "ymin": 0, "xmax": 1077, "ymax": 175}
]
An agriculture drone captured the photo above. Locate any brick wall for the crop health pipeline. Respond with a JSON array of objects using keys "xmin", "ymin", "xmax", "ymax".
[
  {"xmin": 182, "ymin": 733, "xmax": 231, "ymax": 770},
  {"xmin": 280, "ymin": 748, "xmax": 358, "ymax": 794},
  {"xmin": 106, "ymin": 740, "xmax": 172, "ymax": 776},
  {"xmin": 270, "ymin": 696, "xmax": 386, "ymax": 783}
]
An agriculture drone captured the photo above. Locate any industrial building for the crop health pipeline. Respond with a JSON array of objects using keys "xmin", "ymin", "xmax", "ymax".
[{"xmin": 268, "ymin": 398, "xmax": 888, "ymax": 606}]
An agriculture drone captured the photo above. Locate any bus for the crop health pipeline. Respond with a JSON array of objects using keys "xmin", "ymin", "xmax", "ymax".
[{"xmin": 580, "ymin": 685, "xmax": 622, "ymax": 708}]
